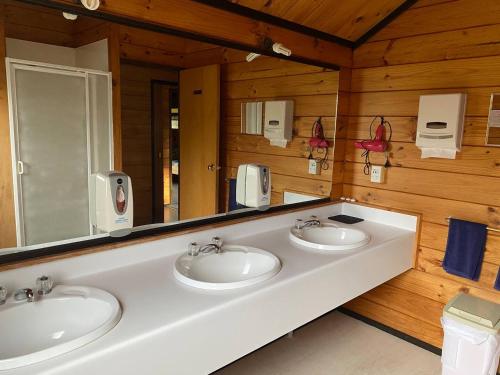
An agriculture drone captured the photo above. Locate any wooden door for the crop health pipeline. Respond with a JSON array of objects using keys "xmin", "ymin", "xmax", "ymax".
[{"xmin": 179, "ymin": 64, "xmax": 220, "ymax": 220}]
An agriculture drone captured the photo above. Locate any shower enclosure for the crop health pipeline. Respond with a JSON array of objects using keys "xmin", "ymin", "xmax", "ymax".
[{"xmin": 6, "ymin": 59, "xmax": 113, "ymax": 247}]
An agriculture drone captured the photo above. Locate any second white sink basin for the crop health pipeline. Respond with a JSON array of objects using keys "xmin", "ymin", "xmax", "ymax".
[
  {"xmin": 290, "ymin": 224, "xmax": 370, "ymax": 251},
  {"xmin": 0, "ymin": 285, "xmax": 121, "ymax": 370},
  {"xmin": 174, "ymin": 245, "xmax": 281, "ymax": 290}
]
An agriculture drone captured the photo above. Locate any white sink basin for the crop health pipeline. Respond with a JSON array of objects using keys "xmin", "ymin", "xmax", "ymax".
[
  {"xmin": 174, "ymin": 245, "xmax": 281, "ymax": 290},
  {"xmin": 0, "ymin": 285, "xmax": 121, "ymax": 370},
  {"xmin": 290, "ymin": 223, "xmax": 370, "ymax": 251}
]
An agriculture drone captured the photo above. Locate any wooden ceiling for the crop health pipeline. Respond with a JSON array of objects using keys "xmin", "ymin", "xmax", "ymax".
[{"xmin": 225, "ymin": 0, "xmax": 408, "ymax": 42}]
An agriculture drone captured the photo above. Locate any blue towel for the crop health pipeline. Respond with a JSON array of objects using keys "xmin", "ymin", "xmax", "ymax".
[
  {"xmin": 495, "ymin": 267, "xmax": 500, "ymax": 291},
  {"xmin": 442, "ymin": 218, "xmax": 487, "ymax": 281},
  {"xmin": 228, "ymin": 178, "xmax": 246, "ymax": 212}
]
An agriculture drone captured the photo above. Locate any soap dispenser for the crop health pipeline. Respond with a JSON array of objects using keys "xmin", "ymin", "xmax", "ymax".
[
  {"xmin": 236, "ymin": 164, "xmax": 271, "ymax": 209},
  {"xmin": 91, "ymin": 171, "xmax": 133, "ymax": 236}
]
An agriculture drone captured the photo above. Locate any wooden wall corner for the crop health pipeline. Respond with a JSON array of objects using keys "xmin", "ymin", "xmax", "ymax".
[{"xmin": 0, "ymin": 9, "xmax": 17, "ymax": 248}]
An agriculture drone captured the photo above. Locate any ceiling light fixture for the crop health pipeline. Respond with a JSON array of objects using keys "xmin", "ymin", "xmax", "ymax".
[
  {"xmin": 62, "ymin": 12, "xmax": 78, "ymax": 20},
  {"xmin": 80, "ymin": 0, "xmax": 100, "ymax": 10},
  {"xmin": 272, "ymin": 43, "xmax": 292, "ymax": 57},
  {"xmin": 246, "ymin": 52, "xmax": 261, "ymax": 62}
]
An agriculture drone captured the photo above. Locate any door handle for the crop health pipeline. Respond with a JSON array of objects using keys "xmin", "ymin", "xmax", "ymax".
[
  {"xmin": 17, "ymin": 161, "xmax": 24, "ymax": 175},
  {"xmin": 207, "ymin": 164, "xmax": 221, "ymax": 172}
]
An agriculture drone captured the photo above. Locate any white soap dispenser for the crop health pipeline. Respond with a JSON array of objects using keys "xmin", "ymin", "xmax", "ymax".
[
  {"xmin": 236, "ymin": 164, "xmax": 271, "ymax": 209},
  {"xmin": 91, "ymin": 171, "xmax": 133, "ymax": 236}
]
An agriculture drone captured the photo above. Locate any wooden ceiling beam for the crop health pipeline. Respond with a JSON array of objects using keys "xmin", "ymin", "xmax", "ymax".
[{"xmin": 17, "ymin": 0, "xmax": 352, "ymax": 69}]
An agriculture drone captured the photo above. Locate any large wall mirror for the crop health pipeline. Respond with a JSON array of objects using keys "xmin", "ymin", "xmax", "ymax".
[{"xmin": 0, "ymin": 0, "xmax": 340, "ymax": 258}]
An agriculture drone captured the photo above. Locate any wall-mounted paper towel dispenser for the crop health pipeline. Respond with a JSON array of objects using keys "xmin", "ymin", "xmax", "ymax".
[
  {"xmin": 264, "ymin": 100, "xmax": 293, "ymax": 148},
  {"xmin": 416, "ymin": 93, "xmax": 466, "ymax": 159}
]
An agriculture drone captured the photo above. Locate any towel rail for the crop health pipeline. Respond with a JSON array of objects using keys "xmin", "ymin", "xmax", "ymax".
[{"xmin": 446, "ymin": 217, "xmax": 500, "ymax": 233}]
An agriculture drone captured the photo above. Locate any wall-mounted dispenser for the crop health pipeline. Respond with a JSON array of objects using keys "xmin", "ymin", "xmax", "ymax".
[
  {"xmin": 236, "ymin": 164, "xmax": 271, "ymax": 209},
  {"xmin": 416, "ymin": 93, "xmax": 466, "ymax": 159},
  {"xmin": 264, "ymin": 100, "xmax": 293, "ymax": 148},
  {"xmin": 91, "ymin": 171, "xmax": 133, "ymax": 236}
]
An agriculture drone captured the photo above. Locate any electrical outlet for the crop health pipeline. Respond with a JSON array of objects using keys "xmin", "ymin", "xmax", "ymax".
[
  {"xmin": 370, "ymin": 165, "xmax": 385, "ymax": 183},
  {"xmin": 308, "ymin": 159, "xmax": 320, "ymax": 175}
]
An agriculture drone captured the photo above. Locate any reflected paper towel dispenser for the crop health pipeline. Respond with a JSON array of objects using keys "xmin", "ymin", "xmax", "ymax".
[
  {"xmin": 91, "ymin": 171, "xmax": 133, "ymax": 236},
  {"xmin": 236, "ymin": 164, "xmax": 271, "ymax": 208},
  {"xmin": 264, "ymin": 100, "xmax": 293, "ymax": 148},
  {"xmin": 416, "ymin": 93, "xmax": 466, "ymax": 159}
]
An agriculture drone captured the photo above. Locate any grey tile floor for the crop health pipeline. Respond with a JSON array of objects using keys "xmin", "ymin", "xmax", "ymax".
[{"xmin": 215, "ymin": 311, "xmax": 442, "ymax": 375}]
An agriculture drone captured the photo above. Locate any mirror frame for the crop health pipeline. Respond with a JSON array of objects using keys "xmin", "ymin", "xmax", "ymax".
[{"xmin": 1, "ymin": 0, "xmax": 339, "ymax": 266}]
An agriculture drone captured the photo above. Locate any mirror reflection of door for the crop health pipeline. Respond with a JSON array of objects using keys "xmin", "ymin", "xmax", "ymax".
[
  {"xmin": 120, "ymin": 63, "xmax": 179, "ymax": 226},
  {"xmin": 152, "ymin": 82, "xmax": 179, "ymax": 223},
  {"xmin": 179, "ymin": 64, "xmax": 221, "ymax": 220}
]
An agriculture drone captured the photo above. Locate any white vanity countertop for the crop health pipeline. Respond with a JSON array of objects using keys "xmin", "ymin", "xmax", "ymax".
[{"xmin": 0, "ymin": 203, "xmax": 418, "ymax": 375}]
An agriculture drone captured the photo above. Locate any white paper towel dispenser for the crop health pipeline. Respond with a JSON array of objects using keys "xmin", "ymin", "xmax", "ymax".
[
  {"xmin": 236, "ymin": 164, "xmax": 271, "ymax": 208},
  {"xmin": 91, "ymin": 171, "xmax": 133, "ymax": 236},
  {"xmin": 264, "ymin": 100, "xmax": 293, "ymax": 148},
  {"xmin": 416, "ymin": 93, "xmax": 466, "ymax": 159}
]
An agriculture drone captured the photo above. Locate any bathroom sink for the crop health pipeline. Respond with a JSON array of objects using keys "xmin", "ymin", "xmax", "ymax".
[
  {"xmin": 289, "ymin": 223, "xmax": 370, "ymax": 251},
  {"xmin": 0, "ymin": 285, "xmax": 121, "ymax": 370},
  {"xmin": 174, "ymin": 245, "xmax": 281, "ymax": 290}
]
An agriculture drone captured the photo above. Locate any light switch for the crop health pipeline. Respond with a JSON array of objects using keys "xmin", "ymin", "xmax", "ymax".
[
  {"xmin": 308, "ymin": 159, "xmax": 320, "ymax": 175},
  {"xmin": 370, "ymin": 165, "xmax": 385, "ymax": 183}
]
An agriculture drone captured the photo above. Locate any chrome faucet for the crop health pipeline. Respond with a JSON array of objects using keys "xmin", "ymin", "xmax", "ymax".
[
  {"xmin": 295, "ymin": 216, "xmax": 321, "ymax": 230},
  {"xmin": 10, "ymin": 276, "xmax": 54, "ymax": 304},
  {"xmin": 188, "ymin": 237, "xmax": 224, "ymax": 256},
  {"xmin": 36, "ymin": 275, "xmax": 54, "ymax": 296},
  {"xmin": 0, "ymin": 286, "xmax": 7, "ymax": 305},
  {"xmin": 14, "ymin": 288, "xmax": 34, "ymax": 303}
]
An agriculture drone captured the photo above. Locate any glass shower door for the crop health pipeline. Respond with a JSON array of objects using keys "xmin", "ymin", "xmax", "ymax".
[{"xmin": 12, "ymin": 66, "xmax": 91, "ymax": 246}]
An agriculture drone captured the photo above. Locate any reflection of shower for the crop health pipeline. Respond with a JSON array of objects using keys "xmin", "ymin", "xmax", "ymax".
[{"xmin": 6, "ymin": 59, "xmax": 113, "ymax": 247}]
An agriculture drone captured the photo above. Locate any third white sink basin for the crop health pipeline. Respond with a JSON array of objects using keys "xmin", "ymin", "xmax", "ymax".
[
  {"xmin": 0, "ymin": 285, "xmax": 121, "ymax": 370},
  {"xmin": 174, "ymin": 245, "xmax": 281, "ymax": 290},
  {"xmin": 290, "ymin": 223, "xmax": 370, "ymax": 251}
]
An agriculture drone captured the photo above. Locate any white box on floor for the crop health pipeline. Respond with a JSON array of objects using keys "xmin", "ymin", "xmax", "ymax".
[{"xmin": 441, "ymin": 294, "xmax": 500, "ymax": 375}]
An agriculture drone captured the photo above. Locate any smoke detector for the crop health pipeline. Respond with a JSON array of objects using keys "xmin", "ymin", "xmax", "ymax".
[{"xmin": 80, "ymin": 0, "xmax": 100, "ymax": 10}]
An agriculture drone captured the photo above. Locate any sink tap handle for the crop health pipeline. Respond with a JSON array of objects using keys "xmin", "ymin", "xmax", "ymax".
[
  {"xmin": 212, "ymin": 236, "xmax": 223, "ymax": 249},
  {"xmin": 14, "ymin": 288, "xmax": 34, "ymax": 302},
  {"xmin": 187, "ymin": 242, "xmax": 200, "ymax": 256},
  {"xmin": 0, "ymin": 286, "xmax": 7, "ymax": 305},
  {"xmin": 295, "ymin": 219, "xmax": 304, "ymax": 230},
  {"xmin": 36, "ymin": 275, "xmax": 54, "ymax": 295}
]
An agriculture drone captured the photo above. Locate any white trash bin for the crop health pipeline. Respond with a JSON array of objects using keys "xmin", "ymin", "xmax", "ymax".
[{"xmin": 441, "ymin": 293, "xmax": 500, "ymax": 375}]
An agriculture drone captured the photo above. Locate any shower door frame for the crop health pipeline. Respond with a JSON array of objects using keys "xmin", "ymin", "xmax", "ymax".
[{"xmin": 6, "ymin": 58, "xmax": 114, "ymax": 247}]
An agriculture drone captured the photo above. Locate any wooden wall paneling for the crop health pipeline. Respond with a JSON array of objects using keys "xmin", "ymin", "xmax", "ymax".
[
  {"xmin": 344, "ymin": 296, "xmax": 444, "ymax": 347},
  {"xmin": 180, "ymin": 47, "xmax": 247, "ymax": 69},
  {"xmin": 223, "ymin": 71, "xmax": 339, "ymax": 99},
  {"xmin": 3, "ymin": 1, "xmax": 74, "ymax": 46},
  {"xmin": 51, "ymin": 0, "xmax": 352, "ymax": 68},
  {"xmin": 0, "ymin": 8, "xmax": 17, "ymax": 248},
  {"xmin": 354, "ymin": 23, "xmax": 500, "ymax": 68},
  {"xmin": 224, "ymin": 94, "xmax": 338, "ymax": 118},
  {"xmin": 351, "ymin": 56, "xmax": 500, "ymax": 93},
  {"xmin": 220, "ymin": 57, "xmax": 339, "ymax": 208},
  {"xmin": 331, "ymin": 67, "xmax": 350, "ymax": 199},
  {"xmin": 343, "ymin": 0, "xmax": 500, "ymax": 349},
  {"xmin": 344, "ymin": 184, "xmax": 500, "ymax": 228},
  {"xmin": 370, "ymin": 0, "xmax": 500, "ymax": 42}
]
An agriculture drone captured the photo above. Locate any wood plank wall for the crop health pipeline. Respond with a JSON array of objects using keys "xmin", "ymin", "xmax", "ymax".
[
  {"xmin": 342, "ymin": 0, "xmax": 500, "ymax": 348},
  {"xmin": 220, "ymin": 56, "xmax": 340, "ymax": 209},
  {"xmin": 120, "ymin": 63, "xmax": 178, "ymax": 226}
]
